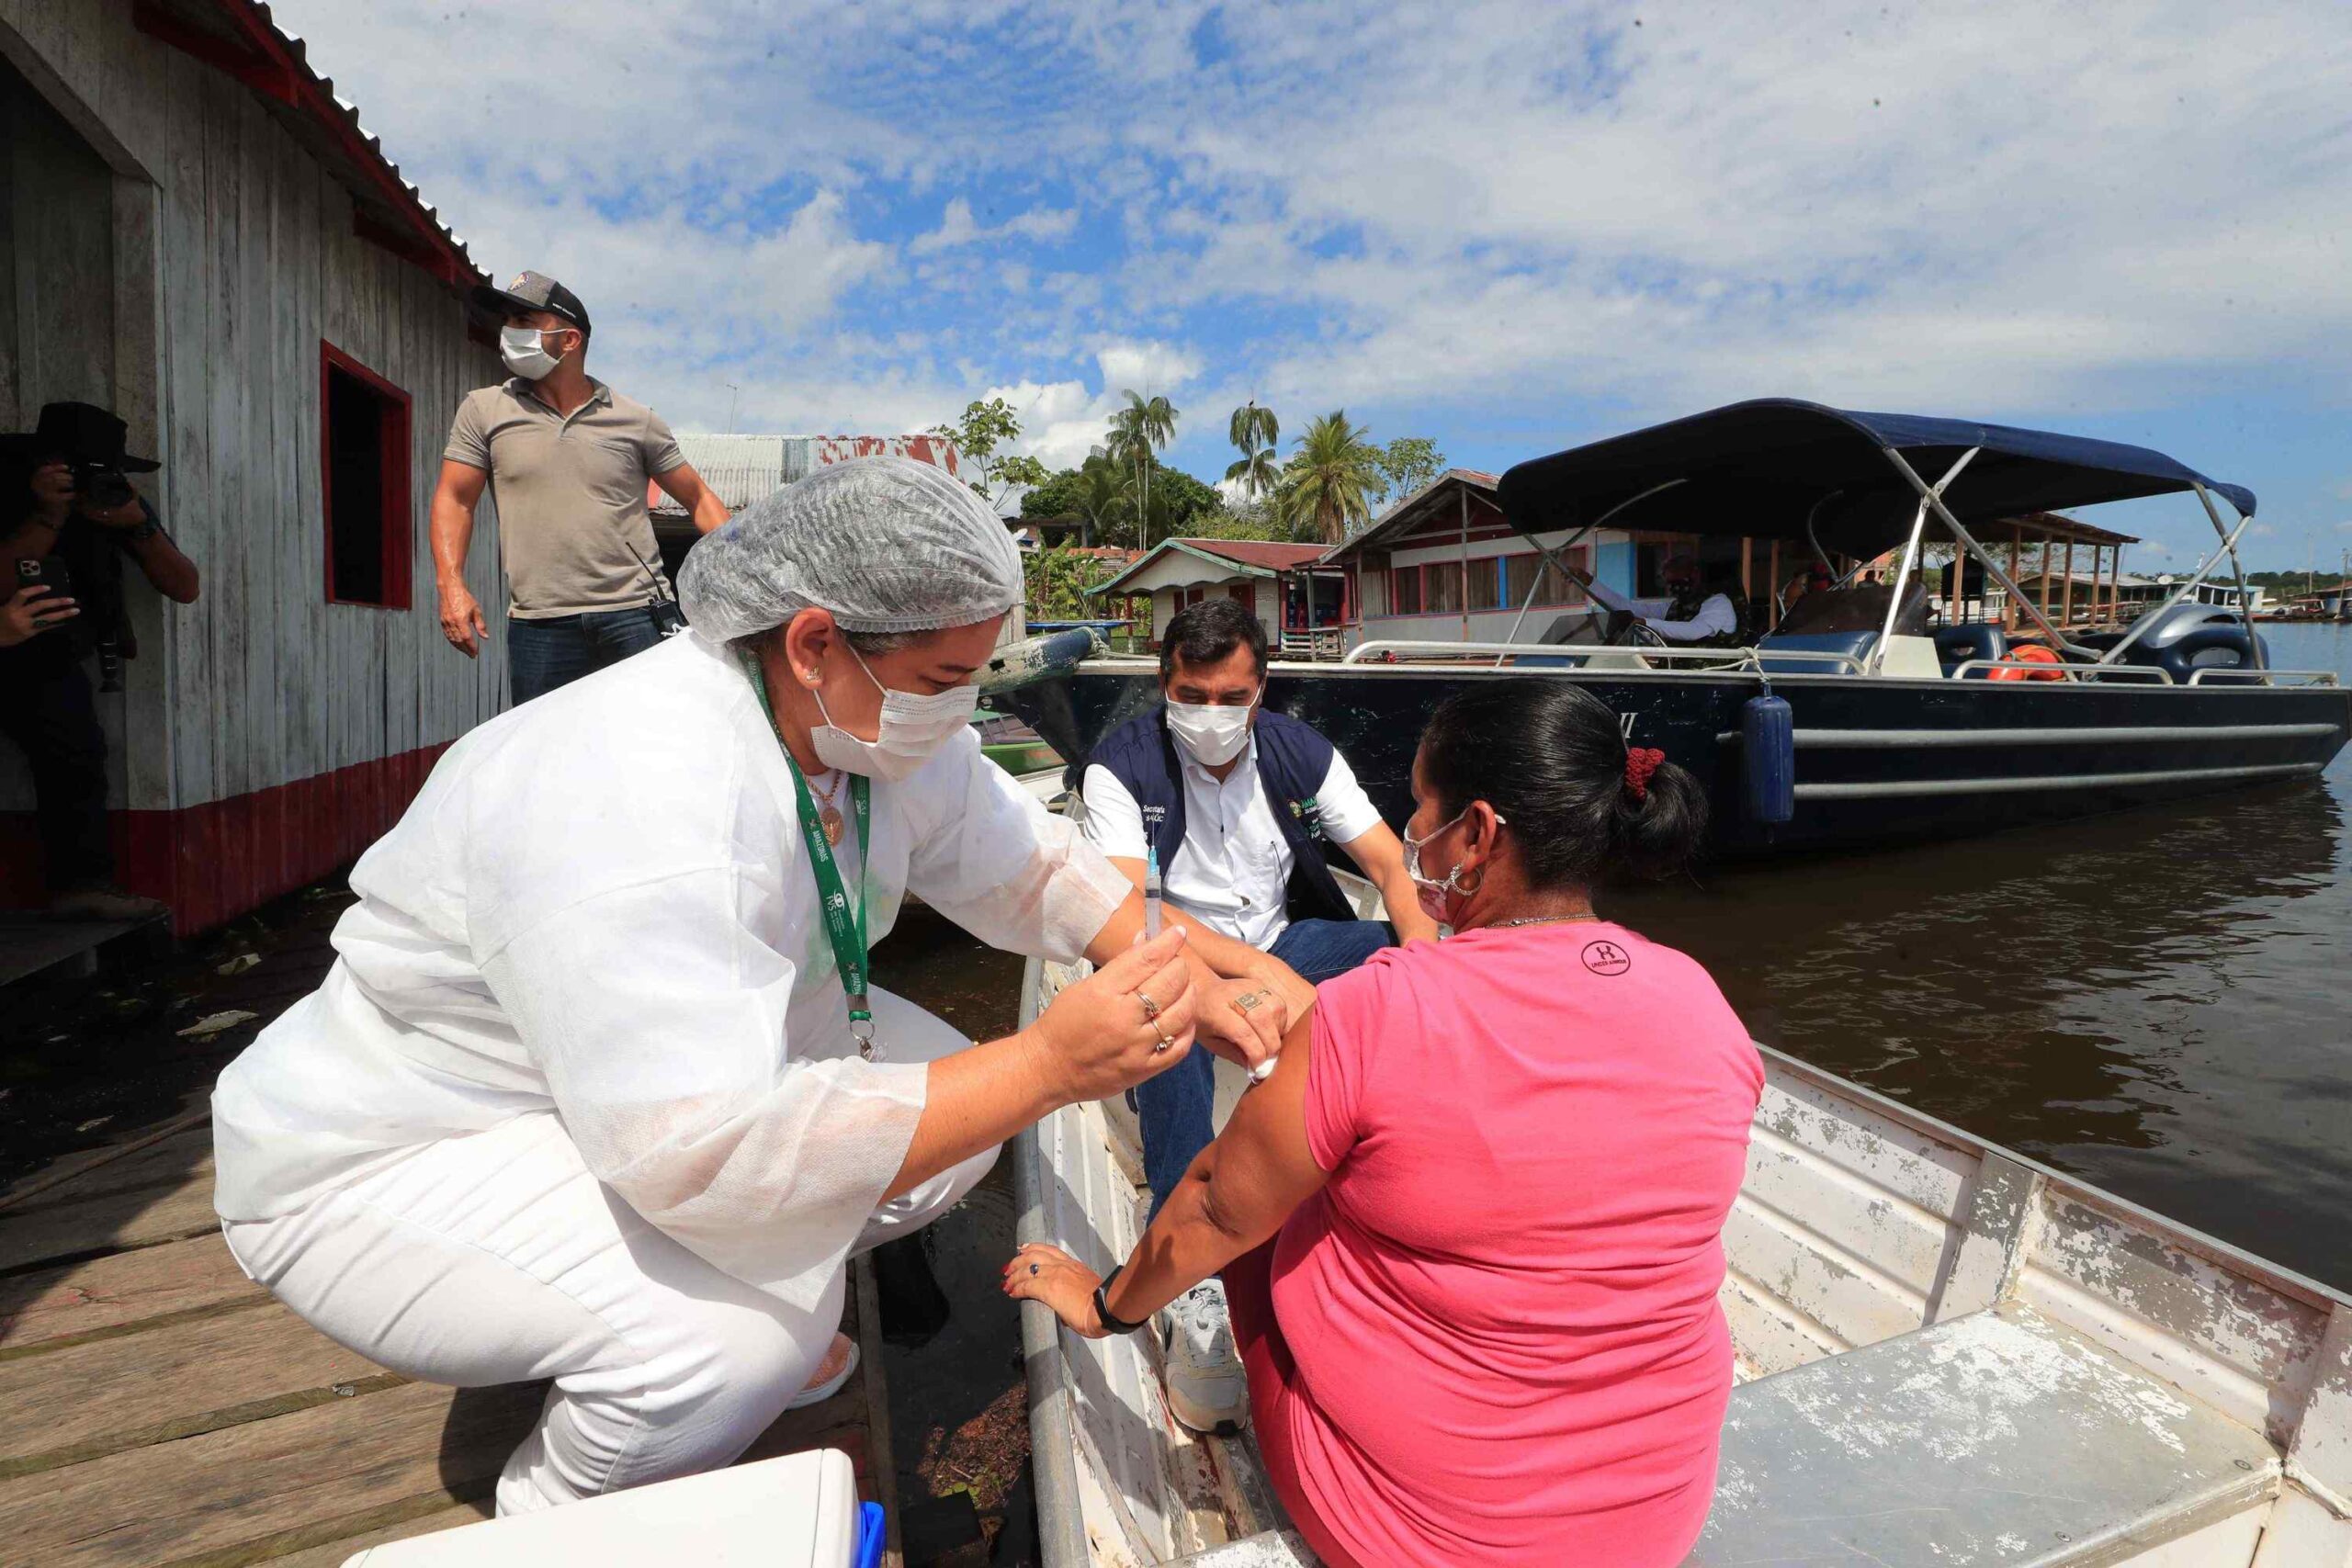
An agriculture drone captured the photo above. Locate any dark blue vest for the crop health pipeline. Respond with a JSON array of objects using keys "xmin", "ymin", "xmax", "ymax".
[{"xmin": 1087, "ymin": 707, "xmax": 1357, "ymax": 926}]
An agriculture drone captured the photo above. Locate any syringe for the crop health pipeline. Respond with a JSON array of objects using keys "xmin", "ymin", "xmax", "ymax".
[{"xmin": 1144, "ymin": 844, "xmax": 1163, "ymax": 938}]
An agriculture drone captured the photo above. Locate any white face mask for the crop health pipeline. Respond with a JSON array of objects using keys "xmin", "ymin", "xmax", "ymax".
[
  {"xmin": 1401, "ymin": 808, "xmax": 1472, "ymax": 925},
  {"xmin": 499, "ymin": 324, "xmax": 567, "ymax": 381},
  {"xmin": 1404, "ymin": 805, "xmax": 1510, "ymax": 928},
  {"xmin": 1165, "ymin": 689, "xmax": 1258, "ymax": 767},
  {"xmin": 811, "ymin": 644, "xmax": 977, "ymax": 782}
]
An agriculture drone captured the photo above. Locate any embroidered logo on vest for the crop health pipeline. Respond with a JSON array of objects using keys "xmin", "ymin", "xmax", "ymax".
[{"xmin": 1288, "ymin": 795, "xmax": 1327, "ymax": 840}]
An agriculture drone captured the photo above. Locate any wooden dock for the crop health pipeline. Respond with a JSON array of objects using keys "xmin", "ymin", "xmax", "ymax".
[{"xmin": 0, "ymin": 1100, "xmax": 903, "ymax": 1567}]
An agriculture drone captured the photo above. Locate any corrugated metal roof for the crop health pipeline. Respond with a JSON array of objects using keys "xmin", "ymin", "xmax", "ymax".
[
  {"xmin": 1089, "ymin": 537, "xmax": 1329, "ymax": 595},
  {"xmin": 650, "ymin": 434, "xmax": 966, "ymax": 515},
  {"xmin": 1321, "ymin": 469, "xmax": 1504, "ymax": 563},
  {"xmin": 1180, "ymin": 539, "xmax": 1329, "ymax": 570},
  {"xmin": 140, "ymin": 1, "xmax": 487, "ymax": 291}
]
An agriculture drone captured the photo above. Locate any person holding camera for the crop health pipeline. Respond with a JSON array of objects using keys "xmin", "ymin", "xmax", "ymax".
[
  {"xmin": 432, "ymin": 271, "xmax": 729, "ymax": 705},
  {"xmin": 1, "ymin": 401, "xmax": 199, "ymax": 921}
]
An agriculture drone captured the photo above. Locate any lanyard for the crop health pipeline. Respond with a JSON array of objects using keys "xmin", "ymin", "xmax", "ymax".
[{"xmin": 742, "ymin": 655, "xmax": 876, "ymax": 1058}]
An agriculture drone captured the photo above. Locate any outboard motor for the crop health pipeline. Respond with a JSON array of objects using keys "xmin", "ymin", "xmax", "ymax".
[{"xmin": 2090, "ymin": 603, "xmax": 2268, "ymax": 682}]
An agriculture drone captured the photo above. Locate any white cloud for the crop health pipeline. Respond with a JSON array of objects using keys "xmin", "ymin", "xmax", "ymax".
[
  {"xmin": 1094, "ymin": 341, "xmax": 1202, "ymax": 396},
  {"xmin": 910, "ymin": 197, "xmax": 1080, "ymax": 255},
  {"xmin": 270, "ymin": 0, "xmax": 2352, "ymax": 536}
]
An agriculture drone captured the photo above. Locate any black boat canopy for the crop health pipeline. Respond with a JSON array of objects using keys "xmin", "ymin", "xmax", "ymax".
[{"xmin": 1497, "ymin": 400, "xmax": 2257, "ymax": 561}]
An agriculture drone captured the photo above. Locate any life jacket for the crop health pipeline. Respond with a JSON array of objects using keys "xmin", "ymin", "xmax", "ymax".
[{"xmin": 1087, "ymin": 706, "xmax": 1358, "ymax": 927}]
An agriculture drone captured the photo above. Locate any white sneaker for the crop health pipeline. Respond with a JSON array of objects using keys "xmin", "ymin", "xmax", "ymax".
[{"xmin": 1157, "ymin": 1280, "xmax": 1248, "ymax": 1434}]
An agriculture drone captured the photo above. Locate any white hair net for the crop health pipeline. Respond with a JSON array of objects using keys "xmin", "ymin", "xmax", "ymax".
[{"xmin": 677, "ymin": 455, "xmax": 1023, "ymax": 639}]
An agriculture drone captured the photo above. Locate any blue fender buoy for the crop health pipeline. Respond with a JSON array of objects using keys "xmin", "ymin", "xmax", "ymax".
[{"xmin": 1742, "ymin": 692, "xmax": 1794, "ymax": 825}]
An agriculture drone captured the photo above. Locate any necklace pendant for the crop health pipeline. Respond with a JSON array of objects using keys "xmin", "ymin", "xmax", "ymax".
[{"xmin": 820, "ymin": 806, "xmax": 845, "ymax": 846}]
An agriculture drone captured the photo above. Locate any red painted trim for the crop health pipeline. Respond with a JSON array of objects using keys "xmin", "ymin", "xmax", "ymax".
[
  {"xmin": 320, "ymin": 340, "xmax": 415, "ymax": 610},
  {"xmin": 132, "ymin": 1, "xmax": 300, "ymax": 102},
  {"xmin": 205, "ymin": 0, "xmax": 484, "ymax": 290},
  {"xmin": 0, "ymin": 743, "xmax": 453, "ymax": 936},
  {"xmin": 352, "ymin": 210, "xmax": 460, "ymax": 287}
]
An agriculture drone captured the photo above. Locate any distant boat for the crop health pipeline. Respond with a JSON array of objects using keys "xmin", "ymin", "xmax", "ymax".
[{"xmin": 988, "ymin": 400, "xmax": 2350, "ymax": 855}]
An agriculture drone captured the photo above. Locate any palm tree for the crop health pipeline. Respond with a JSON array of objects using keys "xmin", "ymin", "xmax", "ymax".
[
  {"xmin": 1071, "ymin": 453, "xmax": 1129, "ymax": 551},
  {"xmin": 1274, "ymin": 410, "xmax": 1383, "ymax": 544},
  {"xmin": 1110, "ymin": 389, "xmax": 1178, "ymax": 546},
  {"xmin": 1225, "ymin": 400, "xmax": 1281, "ymax": 498}
]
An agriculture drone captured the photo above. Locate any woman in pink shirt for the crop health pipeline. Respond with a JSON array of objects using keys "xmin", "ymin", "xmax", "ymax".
[{"xmin": 1009, "ymin": 681, "xmax": 1763, "ymax": 1566}]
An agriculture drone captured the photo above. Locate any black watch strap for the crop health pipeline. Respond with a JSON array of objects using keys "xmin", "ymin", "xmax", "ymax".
[{"xmin": 1093, "ymin": 1264, "xmax": 1148, "ymax": 1335}]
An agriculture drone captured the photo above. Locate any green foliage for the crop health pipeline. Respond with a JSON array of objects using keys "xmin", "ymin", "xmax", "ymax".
[
  {"xmin": 1182, "ymin": 503, "xmax": 1285, "ymax": 542},
  {"xmin": 1275, "ymin": 410, "xmax": 1385, "ymax": 544},
  {"xmin": 1373, "ymin": 435, "xmax": 1445, "ymax": 508},
  {"xmin": 1106, "ymin": 389, "xmax": 1181, "ymax": 546},
  {"xmin": 931, "ymin": 397, "xmax": 1046, "ymax": 509},
  {"xmin": 1017, "ymin": 450, "xmax": 1225, "ymax": 548},
  {"xmin": 1226, "ymin": 400, "xmax": 1282, "ymax": 499},
  {"xmin": 1023, "ymin": 545, "xmax": 1105, "ymax": 621}
]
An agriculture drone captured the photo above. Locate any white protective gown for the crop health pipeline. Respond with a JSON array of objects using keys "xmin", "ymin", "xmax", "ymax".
[
  {"xmin": 210, "ymin": 629, "xmax": 1129, "ymax": 1509},
  {"xmin": 216, "ymin": 628, "xmax": 1126, "ymax": 1302}
]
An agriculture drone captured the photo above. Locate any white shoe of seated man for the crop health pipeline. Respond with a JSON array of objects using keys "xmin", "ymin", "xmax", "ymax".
[{"xmin": 1159, "ymin": 1279, "xmax": 1248, "ymax": 1434}]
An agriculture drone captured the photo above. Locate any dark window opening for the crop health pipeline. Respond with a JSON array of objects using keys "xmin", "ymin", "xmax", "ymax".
[{"xmin": 322, "ymin": 343, "xmax": 413, "ymax": 608}]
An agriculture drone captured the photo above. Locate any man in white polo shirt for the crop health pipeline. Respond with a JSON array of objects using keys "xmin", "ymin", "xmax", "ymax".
[
  {"xmin": 1079, "ymin": 597, "xmax": 1435, "ymax": 1430},
  {"xmin": 433, "ymin": 270, "xmax": 730, "ymax": 704}
]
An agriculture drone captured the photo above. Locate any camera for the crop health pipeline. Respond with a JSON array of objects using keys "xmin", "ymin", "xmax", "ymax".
[{"xmin": 66, "ymin": 461, "xmax": 136, "ymax": 512}]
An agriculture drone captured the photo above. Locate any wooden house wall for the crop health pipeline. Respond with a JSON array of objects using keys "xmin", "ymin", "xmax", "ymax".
[{"xmin": 0, "ymin": 1, "xmax": 507, "ymax": 930}]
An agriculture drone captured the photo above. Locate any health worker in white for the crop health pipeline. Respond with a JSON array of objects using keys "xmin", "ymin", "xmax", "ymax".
[{"xmin": 209, "ymin": 457, "xmax": 1306, "ymax": 1516}]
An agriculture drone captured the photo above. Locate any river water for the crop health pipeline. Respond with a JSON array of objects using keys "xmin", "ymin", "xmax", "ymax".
[
  {"xmin": 894, "ymin": 622, "xmax": 2352, "ymax": 1295},
  {"xmin": 1615, "ymin": 619, "xmax": 2352, "ymax": 1292}
]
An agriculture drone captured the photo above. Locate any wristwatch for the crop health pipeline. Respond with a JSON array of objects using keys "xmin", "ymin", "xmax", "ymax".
[{"xmin": 1092, "ymin": 1264, "xmax": 1148, "ymax": 1336}]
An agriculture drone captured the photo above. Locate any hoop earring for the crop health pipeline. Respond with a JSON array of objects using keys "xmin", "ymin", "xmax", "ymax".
[{"xmin": 1455, "ymin": 865, "xmax": 1486, "ymax": 894}]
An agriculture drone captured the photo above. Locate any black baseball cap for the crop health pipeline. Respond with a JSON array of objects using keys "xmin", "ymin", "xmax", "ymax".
[{"xmin": 469, "ymin": 270, "xmax": 592, "ymax": 335}]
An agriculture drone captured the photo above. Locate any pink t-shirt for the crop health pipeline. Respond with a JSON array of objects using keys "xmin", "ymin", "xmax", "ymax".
[{"xmin": 1272, "ymin": 921, "xmax": 1763, "ymax": 1566}]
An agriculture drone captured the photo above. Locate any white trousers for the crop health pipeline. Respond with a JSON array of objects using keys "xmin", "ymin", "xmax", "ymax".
[{"xmin": 223, "ymin": 988, "xmax": 991, "ymax": 1516}]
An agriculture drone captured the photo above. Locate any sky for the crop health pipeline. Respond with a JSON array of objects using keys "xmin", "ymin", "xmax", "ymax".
[{"xmin": 272, "ymin": 0, "xmax": 2352, "ymax": 572}]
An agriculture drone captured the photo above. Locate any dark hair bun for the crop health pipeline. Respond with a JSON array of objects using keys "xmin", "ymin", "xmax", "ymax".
[{"xmin": 1419, "ymin": 682, "xmax": 1707, "ymax": 887}]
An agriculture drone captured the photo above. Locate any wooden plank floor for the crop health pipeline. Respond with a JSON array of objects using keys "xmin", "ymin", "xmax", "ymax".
[{"xmin": 0, "ymin": 1110, "xmax": 902, "ymax": 1567}]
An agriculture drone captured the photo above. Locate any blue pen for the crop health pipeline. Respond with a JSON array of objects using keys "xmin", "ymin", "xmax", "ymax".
[{"xmin": 1144, "ymin": 844, "xmax": 1163, "ymax": 938}]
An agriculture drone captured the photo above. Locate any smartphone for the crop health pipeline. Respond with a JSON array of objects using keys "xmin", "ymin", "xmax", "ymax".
[{"xmin": 15, "ymin": 556, "xmax": 72, "ymax": 599}]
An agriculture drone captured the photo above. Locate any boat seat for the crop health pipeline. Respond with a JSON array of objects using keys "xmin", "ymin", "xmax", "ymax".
[
  {"xmin": 1756, "ymin": 629, "xmax": 1877, "ymax": 674},
  {"xmin": 1934, "ymin": 621, "xmax": 2009, "ymax": 675},
  {"xmin": 1687, "ymin": 1304, "xmax": 2278, "ymax": 1567}
]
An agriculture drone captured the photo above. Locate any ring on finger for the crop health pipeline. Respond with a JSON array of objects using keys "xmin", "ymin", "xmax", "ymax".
[
  {"xmin": 1232, "ymin": 989, "xmax": 1266, "ymax": 1014},
  {"xmin": 1151, "ymin": 1019, "xmax": 1174, "ymax": 1053},
  {"xmin": 1137, "ymin": 989, "xmax": 1161, "ymax": 1021}
]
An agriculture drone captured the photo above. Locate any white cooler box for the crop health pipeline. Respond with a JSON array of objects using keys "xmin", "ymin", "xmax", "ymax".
[{"xmin": 343, "ymin": 1449, "xmax": 876, "ymax": 1567}]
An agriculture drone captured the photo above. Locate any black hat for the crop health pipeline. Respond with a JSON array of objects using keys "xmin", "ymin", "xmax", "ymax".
[
  {"xmin": 28, "ymin": 402, "xmax": 160, "ymax": 472},
  {"xmin": 469, "ymin": 269, "xmax": 592, "ymax": 335}
]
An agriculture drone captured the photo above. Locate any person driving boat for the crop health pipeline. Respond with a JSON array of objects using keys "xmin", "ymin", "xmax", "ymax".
[{"xmin": 1579, "ymin": 549, "xmax": 1747, "ymax": 646}]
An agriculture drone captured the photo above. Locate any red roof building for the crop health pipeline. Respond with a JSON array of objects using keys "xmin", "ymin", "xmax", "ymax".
[{"xmin": 1090, "ymin": 537, "xmax": 1354, "ymax": 655}]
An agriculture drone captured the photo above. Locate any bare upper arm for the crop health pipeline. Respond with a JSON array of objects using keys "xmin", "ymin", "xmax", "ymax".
[
  {"xmin": 1106, "ymin": 855, "xmax": 1148, "ymax": 894},
  {"xmin": 435, "ymin": 459, "xmax": 488, "ymax": 507},
  {"xmin": 653, "ymin": 463, "xmax": 708, "ymax": 506},
  {"xmin": 1334, "ymin": 819, "xmax": 1405, "ymax": 879},
  {"xmin": 1197, "ymin": 1010, "xmax": 1329, "ymax": 1242}
]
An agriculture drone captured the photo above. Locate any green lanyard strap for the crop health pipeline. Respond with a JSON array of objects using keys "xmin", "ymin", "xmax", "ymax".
[{"xmin": 742, "ymin": 655, "xmax": 876, "ymax": 1057}]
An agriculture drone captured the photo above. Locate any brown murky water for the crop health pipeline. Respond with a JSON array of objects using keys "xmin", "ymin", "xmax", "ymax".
[{"xmin": 1609, "ymin": 620, "xmax": 2352, "ymax": 1292}]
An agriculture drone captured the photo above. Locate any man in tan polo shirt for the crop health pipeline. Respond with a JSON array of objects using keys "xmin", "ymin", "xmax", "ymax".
[{"xmin": 433, "ymin": 271, "xmax": 730, "ymax": 704}]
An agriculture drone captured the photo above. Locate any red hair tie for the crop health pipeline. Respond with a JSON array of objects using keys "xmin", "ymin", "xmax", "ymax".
[{"xmin": 1623, "ymin": 747, "xmax": 1667, "ymax": 802}]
